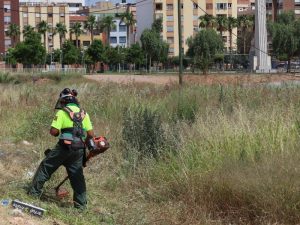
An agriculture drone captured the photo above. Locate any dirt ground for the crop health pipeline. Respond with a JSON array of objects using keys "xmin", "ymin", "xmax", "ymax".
[{"xmin": 85, "ymin": 73, "xmax": 300, "ymax": 85}]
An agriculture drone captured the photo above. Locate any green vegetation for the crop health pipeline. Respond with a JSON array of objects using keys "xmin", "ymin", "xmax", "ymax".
[
  {"xmin": 268, "ymin": 12, "xmax": 300, "ymax": 72},
  {"xmin": 12, "ymin": 31, "xmax": 46, "ymax": 67},
  {"xmin": 0, "ymin": 79, "xmax": 299, "ymax": 224},
  {"xmin": 187, "ymin": 29, "xmax": 224, "ymax": 74}
]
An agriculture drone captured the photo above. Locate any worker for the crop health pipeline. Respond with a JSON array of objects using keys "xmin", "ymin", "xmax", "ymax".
[{"xmin": 28, "ymin": 88, "xmax": 94, "ymax": 210}]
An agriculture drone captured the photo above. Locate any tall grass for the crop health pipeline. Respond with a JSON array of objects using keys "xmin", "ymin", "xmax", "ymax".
[{"xmin": 0, "ymin": 81, "xmax": 300, "ymax": 224}]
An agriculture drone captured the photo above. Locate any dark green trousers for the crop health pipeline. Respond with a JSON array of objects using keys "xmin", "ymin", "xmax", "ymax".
[{"xmin": 28, "ymin": 143, "xmax": 87, "ymax": 209}]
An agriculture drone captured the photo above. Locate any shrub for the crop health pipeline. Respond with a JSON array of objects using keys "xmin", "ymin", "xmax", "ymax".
[
  {"xmin": 15, "ymin": 104, "xmax": 53, "ymax": 141},
  {"xmin": 122, "ymin": 105, "xmax": 165, "ymax": 160},
  {"xmin": 0, "ymin": 72, "xmax": 19, "ymax": 84}
]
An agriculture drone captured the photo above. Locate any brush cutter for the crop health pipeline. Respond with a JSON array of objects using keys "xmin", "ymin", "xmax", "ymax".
[{"xmin": 55, "ymin": 136, "xmax": 110, "ymax": 199}]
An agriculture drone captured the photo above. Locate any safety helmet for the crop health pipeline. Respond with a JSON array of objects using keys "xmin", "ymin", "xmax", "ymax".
[{"xmin": 55, "ymin": 88, "xmax": 79, "ymax": 109}]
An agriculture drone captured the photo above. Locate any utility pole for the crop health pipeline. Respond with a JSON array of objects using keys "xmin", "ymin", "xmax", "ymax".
[{"xmin": 177, "ymin": 0, "xmax": 183, "ymax": 85}]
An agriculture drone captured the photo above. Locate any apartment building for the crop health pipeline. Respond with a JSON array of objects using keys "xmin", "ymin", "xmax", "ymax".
[
  {"xmin": 69, "ymin": 15, "xmax": 102, "ymax": 48},
  {"xmin": 19, "ymin": 2, "xmax": 70, "ymax": 52},
  {"xmin": 136, "ymin": 0, "xmax": 238, "ymax": 56},
  {"xmin": 0, "ymin": 0, "xmax": 20, "ymax": 55},
  {"xmin": 78, "ymin": 1, "xmax": 131, "ymax": 47},
  {"xmin": 206, "ymin": 0, "xmax": 238, "ymax": 52},
  {"xmin": 269, "ymin": 0, "xmax": 300, "ymax": 18},
  {"xmin": 20, "ymin": 0, "xmax": 84, "ymax": 13},
  {"xmin": 237, "ymin": 0, "xmax": 255, "ymax": 15}
]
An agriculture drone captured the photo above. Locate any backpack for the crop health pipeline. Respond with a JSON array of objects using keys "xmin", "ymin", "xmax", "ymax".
[{"xmin": 60, "ymin": 106, "xmax": 86, "ymax": 150}]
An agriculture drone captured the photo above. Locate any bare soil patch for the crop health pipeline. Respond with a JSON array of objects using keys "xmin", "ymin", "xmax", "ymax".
[{"xmin": 85, "ymin": 73, "xmax": 300, "ymax": 86}]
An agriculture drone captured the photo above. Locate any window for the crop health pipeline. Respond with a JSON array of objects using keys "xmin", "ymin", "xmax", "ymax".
[
  {"xmin": 155, "ymin": 3, "xmax": 163, "ymax": 11},
  {"xmin": 119, "ymin": 25, "xmax": 126, "ymax": 32},
  {"xmin": 169, "ymin": 48, "xmax": 174, "ymax": 53},
  {"xmin": 36, "ymin": 13, "xmax": 41, "ymax": 17},
  {"xmin": 4, "ymin": 4, "xmax": 11, "ymax": 12},
  {"xmin": 23, "ymin": 13, "xmax": 28, "ymax": 18},
  {"xmin": 166, "ymin": 16, "xmax": 174, "ymax": 21},
  {"xmin": 216, "ymin": 3, "xmax": 227, "ymax": 10},
  {"xmin": 167, "ymin": 26, "xmax": 174, "ymax": 32},
  {"xmin": 167, "ymin": 37, "xmax": 174, "ymax": 44},
  {"xmin": 119, "ymin": 36, "xmax": 126, "ymax": 43},
  {"xmin": 48, "ymin": 13, "xmax": 53, "ymax": 17},
  {"xmin": 83, "ymin": 41, "xmax": 90, "ymax": 46},
  {"xmin": 167, "ymin": 4, "xmax": 173, "ymax": 10},
  {"xmin": 193, "ymin": 15, "xmax": 198, "ymax": 21},
  {"xmin": 60, "ymin": 13, "xmax": 65, "ymax": 17},
  {"xmin": 4, "ymin": 39, "xmax": 11, "ymax": 47},
  {"xmin": 4, "ymin": 16, "xmax": 11, "ymax": 24},
  {"xmin": 110, "ymin": 37, "xmax": 117, "ymax": 44},
  {"xmin": 193, "ymin": 3, "xmax": 198, "ymax": 9},
  {"xmin": 228, "ymin": 3, "xmax": 232, "ymax": 9}
]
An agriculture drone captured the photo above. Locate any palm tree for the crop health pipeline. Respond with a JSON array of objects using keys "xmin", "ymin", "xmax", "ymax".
[
  {"xmin": 215, "ymin": 15, "xmax": 228, "ymax": 38},
  {"xmin": 84, "ymin": 15, "xmax": 96, "ymax": 42},
  {"xmin": 100, "ymin": 16, "xmax": 116, "ymax": 46},
  {"xmin": 37, "ymin": 20, "xmax": 50, "ymax": 50},
  {"xmin": 6, "ymin": 23, "xmax": 20, "ymax": 47},
  {"xmin": 120, "ymin": 11, "xmax": 136, "ymax": 47},
  {"xmin": 227, "ymin": 16, "xmax": 238, "ymax": 53},
  {"xmin": 55, "ymin": 22, "xmax": 67, "ymax": 49},
  {"xmin": 22, "ymin": 25, "xmax": 34, "ymax": 38},
  {"xmin": 237, "ymin": 15, "xmax": 254, "ymax": 54},
  {"xmin": 199, "ymin": 14, "xmax": 215, "ymax": 29},
  {"xmin": 70, "ymin": 22, "xmax": 82, "ymax": 48}
]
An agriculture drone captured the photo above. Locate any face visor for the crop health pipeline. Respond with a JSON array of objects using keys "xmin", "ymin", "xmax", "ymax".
[{"xmin": 55, "ymin": 88, "xmax": 76, "ymax": 109}]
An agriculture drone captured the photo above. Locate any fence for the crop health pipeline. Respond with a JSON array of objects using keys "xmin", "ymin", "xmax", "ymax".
[{"xmin": 0, "ymin": 67, "xmax": 87, "ymax": 75}]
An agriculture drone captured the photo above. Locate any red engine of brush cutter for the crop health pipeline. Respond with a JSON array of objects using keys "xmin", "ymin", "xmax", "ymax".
[{"xmin": 87, "ymin": 136, "xmax": 110, "ymax": 156}]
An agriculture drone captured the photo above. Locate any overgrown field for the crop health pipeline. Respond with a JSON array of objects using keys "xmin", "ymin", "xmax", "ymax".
[{"xmin": 0, "ymin": 74, "xmax": 300, "ymax": 225}]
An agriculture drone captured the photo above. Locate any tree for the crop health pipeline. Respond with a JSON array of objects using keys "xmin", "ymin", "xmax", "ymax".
[
  {"xmin": 5, "ymin": 48, "xmax": 17, "ymax": 67},
  {"xmin": 215, "ymin": 15, "xmax": 227, "ymax": 38},
  {"xmin": 86, "ymin": 39, "xmax": 105, "ymax": 72},
  {"xmin": 237, "ymin": 15, "xmax": 254, "ymax": 54},
  {"xmin": 186, "ymin": 29, "xmax": 224, "ymax": 74},
  {"xmin": 23, "ymin": 25, "xmax": 34, "ymax": 38},
  {"xmin": 13, "ymin": 31, "xmax": 46, "ymax": 67},
  {"xmin": 62, "ymin": 40, "xmax": 80, "ymax": 66},
  {"xmin": 70, "ymin": 22, "xmax": 82, "ymax": 48},
  {"xmin": 104, "ymin": 46, "xmax": 126, "ymax": 71},
  {"xmin": 269, "ymin": 12, "xmax": 299, "ymax": 72},
  {"xmin": 6, "ymin": 23, "xmax": 20, "ymax": 47},
  {"xmin": 125, "ymin": 43, "xmax": 143, "ymax": 71},
  {"xmin": 140, "ymin": 29, "xmax": 161, "ymax": 72},
  {"xmin": 151, "ymin": 18, "xmax": 163, "ymax": 33},
  {"xmin": 55, "ymin": 22, "xmax": 67, "ymax": 49},
  {"xmin": 199, "ymin": 14, "xmax": 215, "ymax": 29},
  {"xmin": 84, "ymin": 15, "xmax": 96, "ymax": 42},
  {"xmin": 100, "ymin": 16, "xmax": 116, "ymax": 46},
  {"xmin": 227, "ymin": 16, "xmax": 238, "ymax": 53},
  {"xmin": 46, "ymin": 49, "xmax": 61, "ymax": 65},
  {"xmin": 37, "ymin": 20, "xmax": 50, "ymax": 50},
  {"xmin": 120, "ymin": 11, "xmax": 136, "ymax": 47}
]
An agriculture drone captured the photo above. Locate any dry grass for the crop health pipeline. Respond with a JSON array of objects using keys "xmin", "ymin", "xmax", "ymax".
[{"xmin": 0, "ymin": 75, "xmax": 300, "ymax": 224}]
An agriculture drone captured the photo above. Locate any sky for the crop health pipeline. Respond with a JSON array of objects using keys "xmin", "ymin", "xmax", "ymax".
[{"xmin": 85, "ymin": 0, "xmax": 136, "ymax": 6}]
